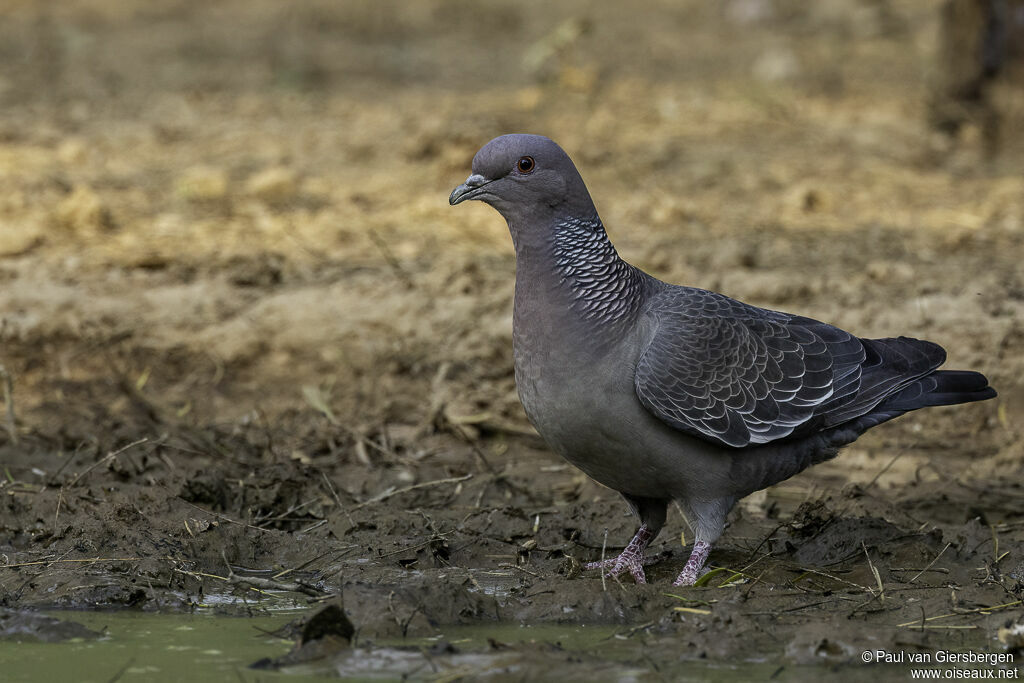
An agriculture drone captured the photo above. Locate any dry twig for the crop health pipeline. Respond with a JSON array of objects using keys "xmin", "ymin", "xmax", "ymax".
[
  {"xmin": 0, "ymin": 364, "xmax": 15, "ymax": 444},
  {"xmin": 862, "ymin": 541, "xmax": 885, "ymax": 603},
  {"xmin": 1, "ymin": 556, "xmax": 141, "ymax": 569},
  {"xmin": 908, "ymin": 542, "xmax": 951, "ymax": 583},
  {"xmin": 348, "ymin": 474, "xmax": 472, "ymax": 511},
  {"xmin": 67, "ymin": 438, "xmax": 148, "ymax": 488},
  {"xmin": 897, "ymin": 600, "xmax": 1023, "ymax": 628}
]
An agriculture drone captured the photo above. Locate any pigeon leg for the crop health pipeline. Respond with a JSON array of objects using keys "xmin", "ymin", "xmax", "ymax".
[
  {"xmin": 672, "ymin": 497, "xmax": 730, "ymax": 586},
  {"xmin": 672, "ymin": 540, "xmax": 711, "ymax": 586},
  {"xmin": 584, "ymin": 495, "xmax": 667, "ymax": 583},
  {"xmin": 584, "ymin": 523, "xmax": 655, "ymax": 583}
]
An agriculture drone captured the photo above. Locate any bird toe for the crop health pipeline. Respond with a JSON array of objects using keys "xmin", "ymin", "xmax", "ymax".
[{"xmin": 585, "ymin": 553, "xmax": 648, "ymax": 583}]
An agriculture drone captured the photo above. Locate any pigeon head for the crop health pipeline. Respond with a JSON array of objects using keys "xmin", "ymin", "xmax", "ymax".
[{"xmin": 449, "ymin": 134, "xmax": 596, "ymax": 223}]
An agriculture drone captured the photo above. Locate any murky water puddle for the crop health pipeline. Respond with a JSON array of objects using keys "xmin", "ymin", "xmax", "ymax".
[
  {"xmin": 1, "ymin": 610, "xmax": 306, "ymax": 683},
  {"xmin": 0, "ymin": 609, "xmax": 933, "ymax": 682}
]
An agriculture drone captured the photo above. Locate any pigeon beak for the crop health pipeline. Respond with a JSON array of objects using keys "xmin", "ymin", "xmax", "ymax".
[{"xmin": 449, "ymin": 174, "xmax": 493, "ymax": 205}]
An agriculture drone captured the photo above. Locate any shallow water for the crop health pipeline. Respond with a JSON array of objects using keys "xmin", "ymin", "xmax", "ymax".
[
  {"xmin": 1, "ymin": 610, "xmax": 306, "ymax": 683},
  {"xmin": 0, "ymin": 610, "xmax": 935, "ymax": 682}
]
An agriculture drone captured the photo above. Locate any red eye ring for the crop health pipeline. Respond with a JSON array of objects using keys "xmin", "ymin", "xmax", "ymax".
[{"xmin": 517, "ymin": 156, "xmax": 535, "ymax": 174}]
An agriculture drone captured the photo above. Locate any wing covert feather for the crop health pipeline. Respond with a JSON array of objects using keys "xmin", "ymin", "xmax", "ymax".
[{"xmin": 633, "ymin": 287, "xmax": 938, "ymax": 449}]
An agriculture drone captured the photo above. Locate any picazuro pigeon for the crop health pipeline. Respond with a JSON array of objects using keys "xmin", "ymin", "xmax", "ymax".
[{"xmin": 449, "ymin": 134, "xmax": 997, "ymax": 586}]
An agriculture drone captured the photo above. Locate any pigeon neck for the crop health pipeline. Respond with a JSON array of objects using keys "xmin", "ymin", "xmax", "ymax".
[{"xmin": 512, "ymin": 213, "xmax": 646, "ymax": 328}]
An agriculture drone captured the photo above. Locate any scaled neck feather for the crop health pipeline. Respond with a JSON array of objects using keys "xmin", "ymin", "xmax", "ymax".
[{"xmin": 513, "ymin": 213, "xmax": 646, "ymax": 328}]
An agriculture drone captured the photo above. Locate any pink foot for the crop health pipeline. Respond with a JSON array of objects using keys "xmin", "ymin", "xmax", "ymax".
[
  {"xmin": 585, "ymin": 524, "xmax": 654, "ymax": 584},
  {"xmin": 672, "ymin": 540, "xmax": 711, "ymax": 586}
]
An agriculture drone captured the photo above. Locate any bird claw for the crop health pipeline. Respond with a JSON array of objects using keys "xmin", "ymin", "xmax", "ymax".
[
  {"xmin": 672, "ymin": 567, "xmax": 701, "ymax": 586},
  {"xmin": 585, "ymin": 552, "xmax": 648, "ymax": 584},
  {"xmin": 584, "ymin": 524, "xmax": 656, "ymax": 584},
  {"xmin": 672, "ymin": 540, "xmax": 711, "ymax": 586}
]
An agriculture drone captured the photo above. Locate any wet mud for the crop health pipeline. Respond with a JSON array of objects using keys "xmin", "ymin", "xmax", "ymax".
[{"xmin": 1, "ymin": 0, "xmax": 1023, "ymax": 677}]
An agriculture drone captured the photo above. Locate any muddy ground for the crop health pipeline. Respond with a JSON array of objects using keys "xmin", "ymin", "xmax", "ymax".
[{"xmin": 1, "ymin": 0, "xmax": 1024, "ymax": 677}]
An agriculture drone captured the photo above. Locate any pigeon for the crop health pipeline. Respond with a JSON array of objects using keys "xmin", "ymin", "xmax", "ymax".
[{"xmin": 449, "ymin": 134, "xmax": 997, "ymax": 586}]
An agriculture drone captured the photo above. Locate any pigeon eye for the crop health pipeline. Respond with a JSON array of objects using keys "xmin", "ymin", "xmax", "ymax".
[{"xmin": 517, "ymin": 156, "xmax": 535, "ymax": 174}]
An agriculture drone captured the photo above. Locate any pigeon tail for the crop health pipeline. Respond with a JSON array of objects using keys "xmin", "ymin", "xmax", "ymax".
[
  {"xmin": 881, "ymin": 369, "xmax": 996, "ymax": 411},
  {"xmin": 839, "ymin": 369, "xmax": 996, "ymax": 434}
]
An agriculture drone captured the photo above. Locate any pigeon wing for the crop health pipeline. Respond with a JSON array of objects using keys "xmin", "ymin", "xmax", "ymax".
[{"xmin": 634, "ymin": 287, "xmax": 905, "ymax": 448}]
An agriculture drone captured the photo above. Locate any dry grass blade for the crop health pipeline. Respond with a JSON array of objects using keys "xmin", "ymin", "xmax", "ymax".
[
  {"xmin": 498, "ymin": 562, "xmax": 541, "ymax": 577},
  {"xmin": 367, "ymin": 227, "xmax": 415, "ymax": 289},
  {"xmin": 674, "ymin": 606, "xmax": 712, "ymax": 615},
  {"xmin": 377, "ymin": 532, "xmax": 455, "ymax": 558},
  {"xmin": 67, "ymin": 438, "xmax": 148, "ymax": 488},
  {"xmin": 1, "ymin": 557, "xmax": 141, "ymax": 569},
  {"xmin": 792, "ymin": 566, "xmax": 870, "ymax": 592},
  {"xmin": 348, "ymin": 474, "xmax": 472, "ymax": 511},
  {"xmin": 692, "ymin": 566, "xmax": 755, "ymax": 588},
  {"xmin": 171, "ymin": 568, "xmax": 277, "ymax": 598},
  {"xmin": 172, "ymin": 553, "xmax": 327, "ymax": 599},
  {"xmin": 693, "ymin": 567, "xmax": 728, "ymax": 587},
  {"xmin": 302, "ymin": 384, "xmax": 339, "ymax": 425},
  {"xmin": 862, "ymin": 541, "xmax": 884, "ymax": 603},
  {"xmin": 221, "ymin": 551, "xmax": 325, "ymax": 598},
  {"xmin": 866, "ymin": 447, "xmax": 907, "ymax": 489},
  {"xmin": 172, "ymin": 492, "xmax": 269, "ymax": 533},
  {"xmin": 897, "ymin": 600, "xmax": 1023, "ymax": 628},
  {"xmin": 908, "ymin": 542, "xmax": 951, "ymax": 583},
  {"xmin": 663, "ymin": 593, "xmax": 716, "ymax": 607}
]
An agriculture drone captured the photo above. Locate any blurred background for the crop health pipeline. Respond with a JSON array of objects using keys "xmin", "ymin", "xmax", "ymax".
[
  {"xmin": 0, "ymin": 0, "xmax": 1020, "ymax": 441},
  {"xmin": 0, "ymin": 0, "xmax": 1023, "ymax": 633}
]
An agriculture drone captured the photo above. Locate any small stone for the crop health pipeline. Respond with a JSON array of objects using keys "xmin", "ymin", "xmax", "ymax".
[
  {"xmin": 998, "ymin": 616, "xmax": 1024, "ymax": 650},
  {"xmin": 247, "ymin": 167, "xmax": 298, "ymax": 203}
]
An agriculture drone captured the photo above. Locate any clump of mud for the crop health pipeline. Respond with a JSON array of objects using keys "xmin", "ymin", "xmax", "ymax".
[{"xmin": 0, "ymin": 610, "xmax": 103, "ymax": 643}]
